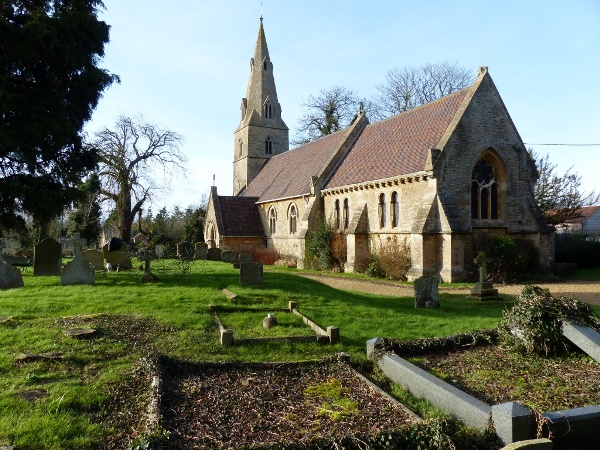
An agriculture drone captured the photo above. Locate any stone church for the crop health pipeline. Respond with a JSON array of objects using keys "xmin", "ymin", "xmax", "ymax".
[{"xmin": 204, "ymin": 18, "xmax": 553, "ymax": 282}]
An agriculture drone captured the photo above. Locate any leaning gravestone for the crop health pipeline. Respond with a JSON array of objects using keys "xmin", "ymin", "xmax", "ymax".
[
  {"xmin": 0, "ymin": 253, "xmax": 24, "ymax": 290},
  {"xmin": 33, "ymin": 237, "xmax": 62, "ymax": 276},
  {"xmin": 194, "ymin": 242, "xmax": 208, "ymax": 260},
  {"xmin": 240, "ymin": 262, "xmax": 263, "ymax": 285},
  {"xmin": 414, "ymin": 275, "xmax": 440, "ymax": 308},
  {"xmin": 61, "ymin": 233, "xmax": 95, "ymax": 285},
  {"xmin": 102, "ymin": 237, "xmax": 132, "ymax": 270},
  {"xmin": 207, "ymin": 247, "xmax": 222, "ymax": 261},
  {"xmin": 221, "ymin": 250, "xmax": 237, "ymax": 264},
  {"xmin": 82, "ymin": 249, "xmax": 104, "ymax": 271}
]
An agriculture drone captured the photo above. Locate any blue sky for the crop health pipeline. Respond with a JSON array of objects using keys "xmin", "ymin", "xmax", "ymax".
[{"xmin": 85, "ymin": 0, "xmax": 600, "ymax": 211}]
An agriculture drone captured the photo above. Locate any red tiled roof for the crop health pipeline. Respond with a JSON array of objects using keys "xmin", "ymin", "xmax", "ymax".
[
  {"xmin": 218, "ymin": 196, "xmax": 264, "ymax": 236},
  {"xmin": 325, "ymin": 88, "xmax": 469, "ymax": 189},
  {"xmin": 564, "ymin": 206, "xmax": 600, "ymax": 224},
  {"xmin": 244, "ymin": 128, "xmax": 351, "ymax": 202}
]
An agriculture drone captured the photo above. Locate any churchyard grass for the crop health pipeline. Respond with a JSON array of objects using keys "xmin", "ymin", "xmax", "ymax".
[{"xmin": 0, "ymin": 260, "xmax": 513, "ymax": 448}]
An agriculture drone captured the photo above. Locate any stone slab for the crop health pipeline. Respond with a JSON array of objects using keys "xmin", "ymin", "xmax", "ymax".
[
  {"xmin": 500, "ymin": 439, "xmax": 553, "ymax": 450},
  {"xmin": 61, "ymin": 256, "xmax": 95, "ymax": 285},
  {"xmin": 561, "ymin": 321, "xmax": 600, "ymax": 363},
  {"xmin": 33, "ymin": 237, "xmax": 62, "ymax": 276},
  {"xmin": 240, "ymin": 262, "xmax": 263, "ymax": 285},
  {"xmin": 377, "ymin": 353, "xmax": 491, "ymax": 429},
  {"xmin": 0, "ymin": 257, "xmax": 24, "ymax": 289},
  {"xmin": 63, "ymin": 328, "xmax": 96, "ymax": 337}
]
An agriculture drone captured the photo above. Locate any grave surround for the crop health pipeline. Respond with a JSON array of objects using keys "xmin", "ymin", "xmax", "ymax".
[{"xmin": 368, "ymin": 324, "xmax": 600, "ymax": 448}]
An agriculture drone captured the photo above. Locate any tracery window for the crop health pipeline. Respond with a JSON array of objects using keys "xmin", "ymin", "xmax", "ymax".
[
  {"xmin": 289, "ymin": 204, "xmax": 297, "ymax": 234},
  {"xmin": 269, "ymin": 207, "xmax": 277, "ymax": 235},
  {"xmin": 390, "ymin": 191, "xmax": 399, "ymax": 228},
  {"xmin": 378, "ymin": 193, "xmax": 386, "ymax": 229},
  {"xmin": 265, "ymin": 138, "xmax": 273, "ymax": 155},
  {"xmin": 471, "ymin": 158, "xmax": 500, "ymax": 220},
  {"xmin": 343, "ymin": 198, "xmax": 349, "ymax": 229}
]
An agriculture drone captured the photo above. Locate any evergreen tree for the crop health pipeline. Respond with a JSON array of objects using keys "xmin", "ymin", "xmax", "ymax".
[{"xmin": 0, "ymin": 1, "xmax": 118, "ymax": 236}]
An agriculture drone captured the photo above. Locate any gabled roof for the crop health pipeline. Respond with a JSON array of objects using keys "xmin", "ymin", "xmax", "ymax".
[
  {"xmin": 325, "ymin": 88, "xmax": 470, "ymax": 189},
  {"xmin": 564, "ymin": 206, "xmax": 600, "ymax": 224},
  {"xmin": 243, "ymin": 128, "xmax": 352, "ymax": 202},
  {"xmin": 218, "ymin": 196, "xmax": 263, "ymax": 236}
]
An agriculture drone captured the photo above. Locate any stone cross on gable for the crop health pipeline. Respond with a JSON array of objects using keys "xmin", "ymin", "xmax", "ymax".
[
  {"xmin": 474, "ymin": 251, "xmax": 492, "ymax": 283},
  {"xmin": 68, "ymin": 233, "xmax": 86, "ymax": 259}
]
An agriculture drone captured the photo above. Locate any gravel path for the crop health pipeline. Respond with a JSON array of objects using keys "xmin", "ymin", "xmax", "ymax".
[{"xmin": 298, "ymin": 274, "xmax": 600, "ymax": 305}]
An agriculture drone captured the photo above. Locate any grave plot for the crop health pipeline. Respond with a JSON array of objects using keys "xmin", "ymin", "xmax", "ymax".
[
  {"xmin": 212, "ymin": 293, "xmax": 339, "ymax": 345},
  {"xmin": 369, "ymin": 285, "xmax": 600, "ymax": 447},
  {"xmin": 158, "ymin": 359, "xmax": 418, "ymax": 449}
]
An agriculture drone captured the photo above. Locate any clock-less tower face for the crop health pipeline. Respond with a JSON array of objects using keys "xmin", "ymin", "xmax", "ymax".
[{"xmin": 233, "ymin": 18, "xmax": 289, "ymax": 196}]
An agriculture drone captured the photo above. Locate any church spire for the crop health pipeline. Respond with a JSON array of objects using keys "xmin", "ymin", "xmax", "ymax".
[{"xmin": 233, "ymin": 18, "xmax": 289, "ymax": 196}]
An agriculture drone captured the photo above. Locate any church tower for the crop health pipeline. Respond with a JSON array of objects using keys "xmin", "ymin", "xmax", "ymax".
[{"xmin": 233, "ymin": 18, "xmax": 289, "ymax": 196}]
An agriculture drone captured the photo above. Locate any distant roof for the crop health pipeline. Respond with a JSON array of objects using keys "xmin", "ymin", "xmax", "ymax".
[
  {"xmin": 243, "ymin": 128, "xmax": 351, "ymax": 202},
  {"xmin": 325, "ymin": 88, "xmax": 469, "ymax": 189},
  {"xmin": 564, "ymin": 205, "xmax": 600, "ymax": 224},
  {"xmin": 218, "ymin": 196, "xmax": 263, "ymax": 236}
]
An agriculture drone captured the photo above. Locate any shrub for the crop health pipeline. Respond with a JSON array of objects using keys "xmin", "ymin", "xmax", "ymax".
[
  {"xmin": 476, "ymin": 235, "xmax": 539, "ymax": 283},
  {"xmin": 366, "ymin": 236, "xmax": 411, "ymax": 281},
  {"xmin": 379, "ymin": 236, "xmax": 411, "ymax": 281},
  {"xmin": 245, "ymin": 247, "xmax": 279, "ymax": 265},
  {"xmin": 330, "ymin": 231, "xmax": 347, "ymax": 271},
  {"xmin": 305, "ymin": 220, "xmax": 335, "ymax": 271},
  {"xmin": 498, "ymin": 285, "xmax": 600, "ymax": 356},
  {"xmin": 274, "ymin": 257, "xmax": 297, "ymax": 268}
]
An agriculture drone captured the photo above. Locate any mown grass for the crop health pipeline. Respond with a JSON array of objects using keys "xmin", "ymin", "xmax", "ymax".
[{"xmin": 0, "ymin": 260, "xmax": 526, "ymax": 449}]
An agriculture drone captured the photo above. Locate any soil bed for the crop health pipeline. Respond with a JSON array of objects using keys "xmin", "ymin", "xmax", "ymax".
[
  {"xmin": 160, "ymin": 359, "xmax": 417, "ymax": 449},
  {"xmin": 410, "ymin": 345, "xmax": 600, "ymax": 412}
]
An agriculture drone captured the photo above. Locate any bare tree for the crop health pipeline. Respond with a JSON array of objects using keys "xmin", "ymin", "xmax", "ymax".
[
  {"xmin": 376, "ymin": 61, "xmax": 473, "ymax": 117},
  {"xmin": 292, "ymin": 86, "xmax": 378, "ymax": 145},
  {"xmin": 92, "ymin": 116, "xmax": 186, "ymax": 243},
  {"xmin": 530, "ymin": 149, "xmax": 599, "ymax": 226}
]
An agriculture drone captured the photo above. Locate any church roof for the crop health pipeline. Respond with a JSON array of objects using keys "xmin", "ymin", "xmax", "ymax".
[
  {"xmin": 325, "ymin": 88, "xmax": 470, "ymax": 189},
  {"xmin": 218, "ymin": 196, "xmax": 264, "ymax": 236},
  {"xmin": 243, "ymin": 128, "xmax": 352, "ymax": 202}
]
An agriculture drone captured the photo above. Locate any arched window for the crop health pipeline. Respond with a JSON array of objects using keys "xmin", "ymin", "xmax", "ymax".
[
  {"xmin": 265, "ymin": 138, "xmax": 273, "ymax": 155},
  {"xmin": 334, "ymin": 199, "xmax": 340, "ymax": 229},
  {"xmin": 390, "ymin": 191, "xmax": 399, "ymax": 228},
  {"xmin": 269, "ymin": 207, "xmax": 277, "ymax": 235},
  {"xmin": 343, "ymin": 198, "xmax": 349, "ymax": 229},
  {"xmin": 471, "ymin": 157, "xmax": 501, "ymax": 220},
  {"xmin": 289, "ymin": 204, "xmax": 297, "ymax": 234},
  {"xmin": 263, "ymin": 101, "xmax": 273, "ymax": 119},
  {"xmin": 378, "ymin": 193, "xmax": 386, "ymax": 229}
]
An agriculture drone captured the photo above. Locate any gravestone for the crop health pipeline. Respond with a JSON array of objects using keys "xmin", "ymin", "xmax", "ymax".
[
  {"xmin": 470, "ymin": 251, "xmax": 500, "ymax": 300},
  {"xmin": 82, "ymin": 249, "xmax": 104, "ymax": 270},
  {"xmin": 177, "ymin": 241, "xmax": 193, "ymax": 259},
  {"xmin": 234, "ymin": 252, "xmax": 252, "ymax": 268},
  {"xmin": 221, "ymin": 250, "xmax": 237, "ymax": 264},
  {"xmin": 33, "ymin": 237, "xmax": 62, "ymax": 276},
  {"xmin": 194, "ymin": 242, "xmax": 208, "ymax": 260},
  {"xmin": 102, "ymin": 237, "xmax": 132, "ymax": 270},
  {"xmin": 207, "ymin": 247, "xmax": 222, "ymax": 261},
  {"xmin": 0, "ymin": 253, "xmax": 24, "ymax": 290},
  {"xmin": 414, "ymin": 275, "xmax": 440, "ymax": 308},
  {"xmin": 240, "ymin": 262, "xmax": 263, "ymax": 285},
  {"xmin": 140, "ymin": 249, "xmax": 159, "ymax": 283},
  {"xmin": 61, "ymin": 233, "xmax": 95, "ymax": 285},
  {"xmin": 263, "ymin": 313, "xmax": 278, "ymax": 329},
  {"xmin": 155, "ymin": 244, "xmax": 165, "ymax": 258}
]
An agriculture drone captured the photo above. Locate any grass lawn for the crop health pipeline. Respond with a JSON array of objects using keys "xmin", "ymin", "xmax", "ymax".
[{"xmin": 0, "ymin": 260, "xmax": 515, "ymax": 449}]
